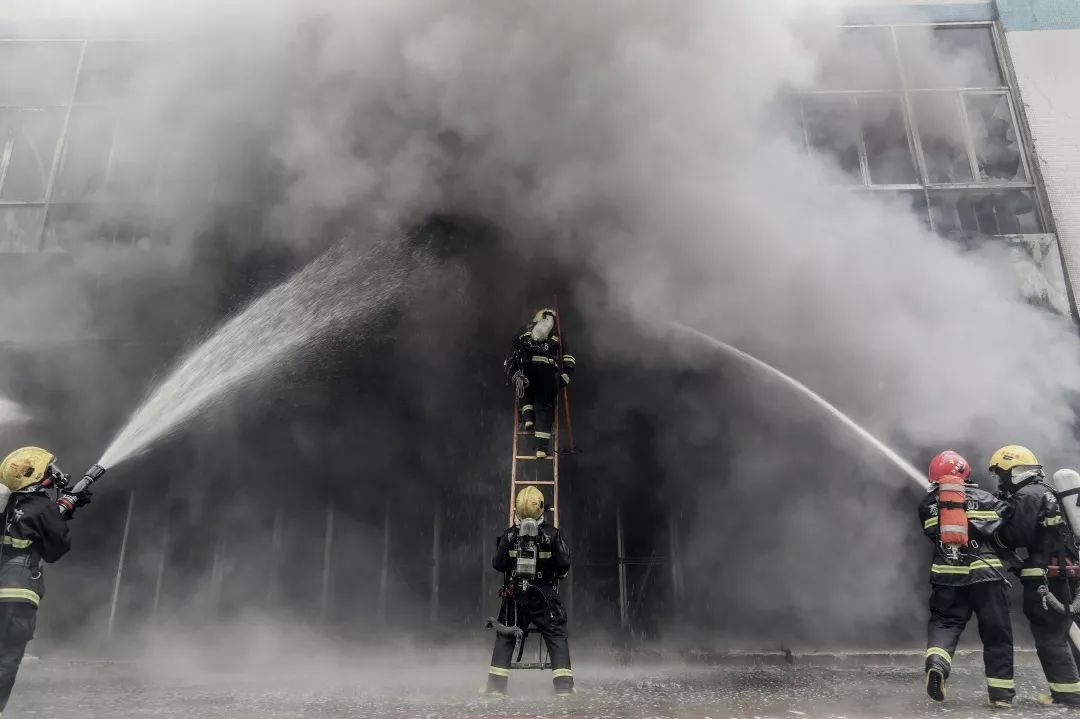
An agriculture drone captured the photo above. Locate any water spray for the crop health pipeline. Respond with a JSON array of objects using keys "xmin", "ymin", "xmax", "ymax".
[{"xmin": 669, "ymin": 322, "xmax": 929, "ymax": 490}]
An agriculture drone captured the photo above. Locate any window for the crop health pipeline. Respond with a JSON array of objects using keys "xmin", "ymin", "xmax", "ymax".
[
  {"xmin": 800, "ymin": 23, "xmax": 1043, "ymax": 238},
  {"xmin": 0, "ymin": 38, "xmax": 186, "ymax": 252}
]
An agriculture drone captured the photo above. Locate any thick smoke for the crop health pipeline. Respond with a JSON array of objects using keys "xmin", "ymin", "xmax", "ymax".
[{"xmin": 2, "ymin": 0, "xmax": 1079, "ymax": 652}]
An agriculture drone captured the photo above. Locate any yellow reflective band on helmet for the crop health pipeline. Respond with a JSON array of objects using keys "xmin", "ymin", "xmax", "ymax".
[
  {"xmin": 967, "ymin": 510, "xmax": 1001, "ymax": 520},
  {"xmin": 926, "ymin": 647, "xmax": 952, "ymax": 664},
  {"xmin": 1049, "ymin": 682, "xmax": 1080, "ymax": 693},
  {"xmin": 924, "ymin": 516, "xmax": 939, "ymax": 529},
  {"xmin": 552, "ymin": 668, "xmax": 573, "ymax": 678},
  {"xmin": 1042, "ymin": 516, "xmax": 1065, "ymax": 527},
  {"xmin": 488, "ymin": 666, "xmax": 510, "ymax": 677},
  {"xmin": 987, "ymin": 677, "xmax": 1016, "ymax": 689},
  {"xmin": 521, "ymin": 405, "xmax": 534, "ymax": 412},
  {"xmin": 534, "ymin": 431, "xmax": 552, "ymax": 440},
  {"xmin": 0, "ymin": 588, "xmax": 40, "ymax": 606},
  {"xmin": 1, "ymin": 536, "xmax": 31, "ymax": 549},
  {"xmin": 1021, "ymin": 568, "xmax": 1046, "ymax": 578}
]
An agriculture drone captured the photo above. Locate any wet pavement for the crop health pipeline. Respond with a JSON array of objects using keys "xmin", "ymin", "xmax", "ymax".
[{"xmin": 8, "ymin": 654, "xmax": 1079, "ymax": 718}]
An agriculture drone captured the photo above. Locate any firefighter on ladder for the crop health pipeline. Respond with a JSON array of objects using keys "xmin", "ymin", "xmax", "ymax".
[
  {"xmin": 505, "ymin": 308, "xmax": 575, "ymax": 458},
  {"xmin": 992, "ymin": 445, "xmax": 1080, "ymax": 707},
  {"xmin": 919, "ymin": 450, "xmax": 1014, "ymax": 707},
  {"xmin": 0, "ymin": 447, "xmax": 87, "ymax": 717},
  {"xmin": 484, "ymin": 486, "xmax": 573, "ymax": 696}
]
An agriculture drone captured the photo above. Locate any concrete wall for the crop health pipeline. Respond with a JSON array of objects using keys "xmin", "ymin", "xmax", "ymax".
[{"xmin": 998, "ymin": 2, "xmax": 1080, "ymax": 315}]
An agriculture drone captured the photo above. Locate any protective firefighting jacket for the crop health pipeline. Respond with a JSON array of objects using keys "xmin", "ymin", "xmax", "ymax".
[
  {"xmin": 919, "ymin": 483, "xmax": 1009, "ymax": 586},
  {"xmin": 492, "ymin": 521, "xmax": 571, "ymax": 589},
  {"xmin": 998, "ymin": 480, "xmax": 1078, "ymax": 583},
  {"xmin": 0, "ymin": 489, "xmax": 71, "ymax": 607},
  {"xmin": 512, "ymin": 322, "xmax": 576, "ymax": 384}
]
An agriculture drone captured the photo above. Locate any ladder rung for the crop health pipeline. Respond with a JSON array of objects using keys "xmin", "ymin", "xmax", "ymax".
[
  {"xmin": 514, "ymin": 480, "xmax": 555, "ymax": 485},
  {"xmin": 514, "ymin": 456, "xmax": 555, "ymax": 461}
]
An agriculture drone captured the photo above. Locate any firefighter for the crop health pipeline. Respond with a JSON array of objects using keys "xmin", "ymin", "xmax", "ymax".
[
  {"xmin": 505, "ymin": 308, "xmax": 575, "ymax": 458},
  {"xmin": 993, "ymin": 445, "xmax": 1080, "ymax": 707},
  {"xmin": 919, "ymin": 450, "xmax": 1014, "ymax": 707},
  {"xmin": 484, "ymin": 486, "xmax": 573, "ymax": 696},
  {"xmin": 0, "ymin": 447, "xmax": 85, "ymax": 716}
]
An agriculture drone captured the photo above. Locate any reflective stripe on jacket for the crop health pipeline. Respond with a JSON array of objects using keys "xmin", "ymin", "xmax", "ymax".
[
  {"xmin": 919, "ymin": 484, "xmax": 1009, "ymax": 586},
  {"xmin": 998, "ymin": 480, "xmax": 1078, "ymax": 581},
  {"xmin": 0, "ymin": 490, "xmax": 71, "ymax": 607}
]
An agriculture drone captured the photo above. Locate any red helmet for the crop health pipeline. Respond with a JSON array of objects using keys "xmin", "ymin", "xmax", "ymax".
[{"xmin": 928, "ymin": 450, "xmax": 972, "ymax": 483}]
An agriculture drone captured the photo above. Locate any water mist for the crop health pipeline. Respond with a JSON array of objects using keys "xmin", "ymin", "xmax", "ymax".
[{"xmin": 99, "ymin": 238, "xmax": 421, "ymax": 469}]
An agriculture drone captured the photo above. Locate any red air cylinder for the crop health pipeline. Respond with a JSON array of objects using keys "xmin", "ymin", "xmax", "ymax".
[{"xmin": 928, "ymin": 450, "xmax": 972, "ymax": 549}]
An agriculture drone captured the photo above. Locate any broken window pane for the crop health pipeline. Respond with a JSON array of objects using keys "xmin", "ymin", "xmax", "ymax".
[
  {"xmin": 802, "ymin": 95, "xmax": 862, "ymax": 182},
  {"xmin": 54, "ymin": 106, "xmax": 115, "ymax": 201},
  {"xmin": 857, "ymin": 95, "xmax": 916, "ymax": 185},
  {"xmin": 0, "ymin": 109, "xmax": 64, "ymax": 201},
  {"xmin": 910, "ymin": 92, "xmax": 974, "ymax": 184},
  {"xmin": 897, "ymin": 26, "xmax": 1003, "ymax": 89},
  {"xmin": 0, "ymin": 206, "xmax": 44, "ymax": 252},
  {"xmin": 76, "ymin": 42, "xmax": 144, "ymax": 104},
  {"xmin": 816, "ymin": 27, "xmax": 901, "ymax": 90},
  {"xmin": 0, "ymin": 41, "xmax": 81, "ymax": 106},
  {"xmin": 965, "ymin": 93, "xmax": 1027, "ymax": 183},
  {"xmin": 930, "ymin": 189, "xmax": 1041, "ymax": 237}
]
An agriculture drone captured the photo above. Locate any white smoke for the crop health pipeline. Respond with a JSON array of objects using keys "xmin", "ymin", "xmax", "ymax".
[
  {"xmin": 0, "ymin": 398, "xmax": 29, "ymax": 427},
  {"xmin": 4, "ymin": 0, "xmax": 1080, "ymax": 645}
]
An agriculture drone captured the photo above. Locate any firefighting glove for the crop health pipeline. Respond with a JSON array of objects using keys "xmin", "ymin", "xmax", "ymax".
[
  {"xmin": 559, "ymin": 373, "xmax": 571, "ymax": 388},
  {"xmin": 57, "ymin": 491, "xmax": 93, "ymax": 518}
]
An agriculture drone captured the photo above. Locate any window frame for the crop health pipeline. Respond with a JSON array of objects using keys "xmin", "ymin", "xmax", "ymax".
[{"xmin": 800, "ymin": 20, "xmax": 1046, "ymax": 237}]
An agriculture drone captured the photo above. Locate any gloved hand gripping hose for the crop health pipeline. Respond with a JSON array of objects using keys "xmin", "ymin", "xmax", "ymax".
[
  {"xmin": 1038, "ymin": 584, "xmax": 1080, "ymax": 615},
  {"xmin": 486, "ymin": 616, "xmax": 525, "ymax": 662},
  {"xmin": 57, "ymin": 464, "xmax": 105, "ymax": 516}
]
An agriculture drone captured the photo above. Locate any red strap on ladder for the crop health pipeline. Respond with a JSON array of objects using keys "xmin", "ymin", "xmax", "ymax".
[{"xmin": 553, "ymin": 296, "xmax": 576, "ymax": 454}]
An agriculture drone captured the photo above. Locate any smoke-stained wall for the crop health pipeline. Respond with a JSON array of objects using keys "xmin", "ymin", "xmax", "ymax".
[{"xmin": 1, "ymin": 0, "xmax": 1079, "ymax": 657}]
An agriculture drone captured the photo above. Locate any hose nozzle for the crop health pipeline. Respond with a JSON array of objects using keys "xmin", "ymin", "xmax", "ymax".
[
  {"xmin": 73, "ymin": 464, "xmax": 106, "ymax": 494},
  {"xmin": 57, "ymin": 464, "xmax": 106, "ymax": 516}
]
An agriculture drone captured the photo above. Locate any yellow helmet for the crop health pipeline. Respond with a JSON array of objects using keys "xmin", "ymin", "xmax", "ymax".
[
  {"xmin": 532, "ymin": 308, "xmax": 556, "ymax": 323},
  {"xmin": 989, "ymin": 445, "xmax": 1041, "ymax": 472},
  {"xmin": 515, "ymin": 485, "xmax": 545, "ymax": 520},
  {"xmin": 1, "ymin": 446, "xmax": 56, "ymax": 492}
]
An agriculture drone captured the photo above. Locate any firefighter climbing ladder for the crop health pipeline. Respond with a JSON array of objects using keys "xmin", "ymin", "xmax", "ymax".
[{"xmin": 504, "ymin": 396, "xmax": 560, "ymax": 671}]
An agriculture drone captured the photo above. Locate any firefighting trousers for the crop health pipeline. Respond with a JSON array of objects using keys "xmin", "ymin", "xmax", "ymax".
[
  {"xmin": 487, "ymin": 590, "xmax": 573, "ymax": 692},
  {"xmin": 1023, "ymin": 579, "xmax": 1080, "ymax": 706},
  {"xmin": 0, "ymin": 603, "xmax": 36, "ymax": 712},
  {"xmin": 925, "ymin": 581, "xmax": 1014, "ymax": 702},
  {"xmin": 519, "ymin": 365, "xmax": 559, "ymax": 457}
]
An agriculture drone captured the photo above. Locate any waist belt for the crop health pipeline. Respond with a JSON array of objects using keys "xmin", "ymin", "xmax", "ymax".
[{"xmin": 0, "ymin": 554, "xmax": 35, "ymax": 569}]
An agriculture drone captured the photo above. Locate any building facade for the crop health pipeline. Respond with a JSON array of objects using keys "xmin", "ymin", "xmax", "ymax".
[{"xmin": 833, "ymin": 0, "xmax": 1080, "ymax": 318}]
